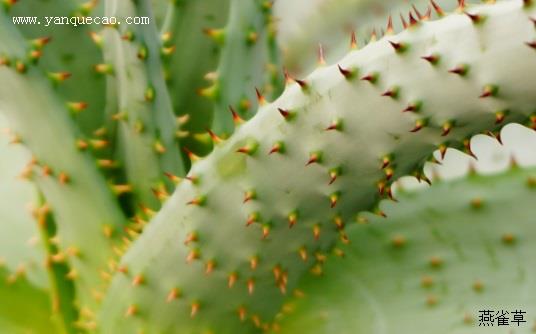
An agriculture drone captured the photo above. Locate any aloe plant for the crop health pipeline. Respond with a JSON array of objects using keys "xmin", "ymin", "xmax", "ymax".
[{"xmin": 0, "ymin": 0, "xmax": 535, "ymax": 333}]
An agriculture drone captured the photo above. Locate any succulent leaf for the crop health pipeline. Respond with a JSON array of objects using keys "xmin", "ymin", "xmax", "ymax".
[{"xmin": 99, "ymin": 1, "xmax": 536, "ymax": 332}]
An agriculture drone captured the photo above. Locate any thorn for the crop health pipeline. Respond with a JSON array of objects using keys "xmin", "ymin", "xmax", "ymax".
[
  {"xmin": 306, "ymin": 152, "xmax": 322, "ymax": 166},
  {"xmin": 186, "ymin": 195, "xmax": 206, "ymax": 206},
  {"xmin": 409, "ymin": 12, "xmax": 418, "ymax": 26},
  {"xmin": 403, "ymin": 101, "xmax": 422, "ymax": 113},
  {"xmin": 272, "ymin": 265, "xmax": 282, "ymax": 282},
  {"xmin": 144, "ymin": 86, "xmax": 155, "ymax": 102},
  {"xmin": 388, "ymin": 41, "xmax": 407, "ymax": 53},
  {"xmin": 67, "ymin": 102, "xmax": 88, "ymax": 114},
  {"xmin": 243, "ymin": 190, "xmax": 256, "ymax": 203},
  {"xmin": 203, "ymin": 27, "xmax": 225, "ymax": 44},
  {"xmin": 410, "ymin": 119, "xmax": 426, "ymax": 132},
  {"xmin": 152, "ymin": 186, "xmax": 169, "ymax": 201},
  {"xmin": 430, "ymin": 0, "xmax": 444, "ymax": 17},
  {"xmin": 58, "ymin": 172, "xmax": 70, "ymax": 185},
  {"xmin": 421, "ymin": 54, "xmax": 439, "ymax": 65},
  {"xmin": 31, "ymin": 36, "xmax": 51, "ymax": 49},
  {"xmin": 328, "ymin": 167, "xmax": 341, "ymax": 185},
  {"xmin": 269, "ymin": 141, "xmax": 285, "ymax": 154},
  {"xmin": 337, "ymin": 64, "xmax": 355, "ymax": 79},
  {"xmin": 183, "ymin": 147, "xmax": 200, "ymax": 163},
  {"xmin": 236, "ymin": 141, "xmax": 258, "ymax": 156},
  {"xmin": 255, "ymin": 87, "xmax": 266, "ymax": 105},
  {"xmin": 526, "ymin": 41, "xmax": 536, "ymax": 49},
  {"xmin": 369, "ymin": 29, "xmax": 378, "ymax": 43},
  {"xmin": 329, "ymin": 192, "xmax": 340, "ymax": 208},
  {"xmin": 238, "ymin": 306, "xmax": 247, "ymax": 322},
  {"xmin": 360, "ymin": 72, "xmax": 378, "ymax": 84},
  {"xmin": 154, "ymin": 140, "xmax": 166, "ymax": 154},
  {"xmin": 333, "ymin": 216, "xmax": 344, "ymax": 230},
  {"xmin": 277, "ymin": 108, "xmax": 294, "ymax": 120},
  {"xmin": 487, "ymin": 130, "xmax": 502, "ymax": 145},
  {"xmin": 317, "ymin": 43, "xmax": 326, "ymax": 66},
  {"xmin": 185, "ymin": 174, "xmax": 200, "ymax": 185},
  {"xmin": 205, "ymin": 260, "xmax": 216, "ymax": 275},
  {"xmin": 386, "ymin": 15, "xmax": 394, "ymax": 35},
  {"xmin": 125, "ymin": 305, "xmax": 137, "ymax": 317},
  {"xmin": 457, "ymin": 0, "xmax": 466, "ymax": 11},
  {"xmin": 381, "ymin": 86, "xmax": 399, "ymax": 98},
  {"xmin": 164, "ymin": 172, "xmax": 182, "ymax": 185},
  {"xmin": 186, "ymin": 249, "xmax": 200, "ymax": 263},
  {"xmin": 298, "ymin": 247, "xmax": 308, "ymax": 261},
  {"xmin": 229, "ymin": 106, "xmax": 244, "ymax": 125},
  {"xmin": 247, "ymin": 278, "xmax": 255, "ymax": 295},
  {"xmin": 166, "ymin": 288, "xmax": 180, "ymax": 302},
  {"xmin": 132, "ymin": 275, "xmax": 144, "ymax": 286},
  {"xmin": 250, "ymin": 256, "xmax": 258, "ymax": 270},
  {"xmin": 15, "ymin": 60, "xmax": 26, "ymax": 73},
  {"xmin": 111, "ymin": 184, "xmax": 133, "ymax": 196},
  {"xmin": 313, "ymin": 225, "xmax": 321, "ymax": 241},
  {"xmin": 94, "ymin": 63, "xmax": 113, "ymax": 75},
  {"xmin": 387, "ymin": 187, "xmax": 397, "ymax": 202},
  {"xmin": 479, "ymin": 85, "xmax": 498, "ymax": 98},
  {"xmin": 377, "ymin": 181, "xmax": 386, "ymax": 195},
  {"xmin": 190, "ymin": 302, "xmax": 200, "ymax": 318},
  {"xmin": 283, "ymin": 67, "xmax": 292, "ymax": 86},
  {"xmin": 385, "ymin": 167, "xmax": 394, "ymax": 180},
  {"xmin": 465, "ymin": 12, "xmax": 484, "ymax": 24},
  {"xmin": 197, "ymin": 84, "xmax": 218, "ymax": 99},
  {"xmin": 400, "ymin": 13, "xmax": 408, "ymax": 29},
  {"xmin": 381, "ymin": 155, "xmax": 391, "ymax": 169},
  {"xmin": 184, "ymin": 232, "xmax": 198, "ymax": 245},
  {"xmin": 439, "ymin": 144, "xmax": 448, "ymax": 160},
  {"xmin": 495, "ymin": 111, "xmax": 506, "ymax": 124},
  {"xmin": 350, "ymin": 31, "xmax": 358, "ymax": 49},
  {"xmin": 441, "ymin": 122, "xmax": 453, "ymax": 136},
  {"xmin": 412, "ymin": 5, "xmax": 423, "ymax": 20},
  {"xmin": 422, "ymin": 6, "xmax": 432, "ymax": 21},
  {"xmin": 261, "ymin": 225, "xmax": 270, "ymax": 239},
  {"xmin": 48, "ymin": 71, "xmax": 72, "ymax": 83},
  {"xmin": 448, "ymin": 64, "xmax": 469, "ymax": 76},
  {"xmin": 246, "ymin": 212, "xmax": 260, "ymax": 227},
  {"xmin": 463, "ymin": 139, "xmax": 478, "ymax": 160},
  {"xmin": 288, "ymin": 211, "xmax": 298, "ymax": 228},
  {"xmin": 228, "ymin": 272, "xmax": 237, "ymax": 288},
  {"xmin": 294, "ymin": 78, "xmax": 309, "ymax": 92},
  {"xmin": 325, "ymin": 119, "xmax": 343, "ymax": 131}
]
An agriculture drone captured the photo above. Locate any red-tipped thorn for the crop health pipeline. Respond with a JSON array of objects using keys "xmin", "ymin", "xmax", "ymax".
[
  {"xmin": 255, "ymin": 87, "xmax": 266, "ymax": 106},
  {"xmin": 421, "ymin": 54, "xmax": 439, "ymax": 65},
  {"xmin": 183, "ymin": 147, "xmax": 200, "ymax": 162},
  {"xmin": 409, "ymin": 12, "xmax": 418, "ymax": 26},
  {"xmin": 277, "ymin": 108, "xmax": 291, "ymax": 119},
  {"xmin": 317, "ymin": 43, "xmax": 326, "ymax": 66},
  {"xmin": 229, "ymin": 106, "xmax": 244, "ymax": 125},
  {"xmin": 243, "ymin": 190, "xmax": 256, "ymax": 203},
  {"xmin": 464, "ymin": 139, "xmax": 478, "ymax": 160},
  {"xmin": 350, "ymin": 31, "xmax": 358, "ymax": 49},
  {"xmin": 207, "ymin": 129, "xmax": 222, "ymax": 144},
  {"xmin": 465, "ymin": 12, "xmax": 483, "ymax": 24},
  {"xmin": 306, "ymin": 152, "xmax": 321, "ymax": 166},
  {"xmin": 360, "ymin": 73, "xmax": 377, "ymax": 83},
  {"xmin": 288, "ymin": 212, "xmax": 298, "ymax": 228},
  {"xmin": 400, "ymin": 14, "xmax": 408, "ymax": 29},
  {"xmin": 441, "ymin": 122, "xmax": 452, "ymax": 136},
  {"xmin": 329, "ymin": 192, "xmax": 339, "ymax": 208},
  {"xmin": 386, "ymin": 15, "xmax": 394, "ymax": 35},
  {"xmin": 412, "ymin": 5, "xmax": 423, "ymax": 20},
  {"xmin": 338, "ymin": 65, "xmax": 354, "ymax": 79},
  {"xmin": 430, "ymin": 0, "xmax": 445, "ymax": 17}
]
